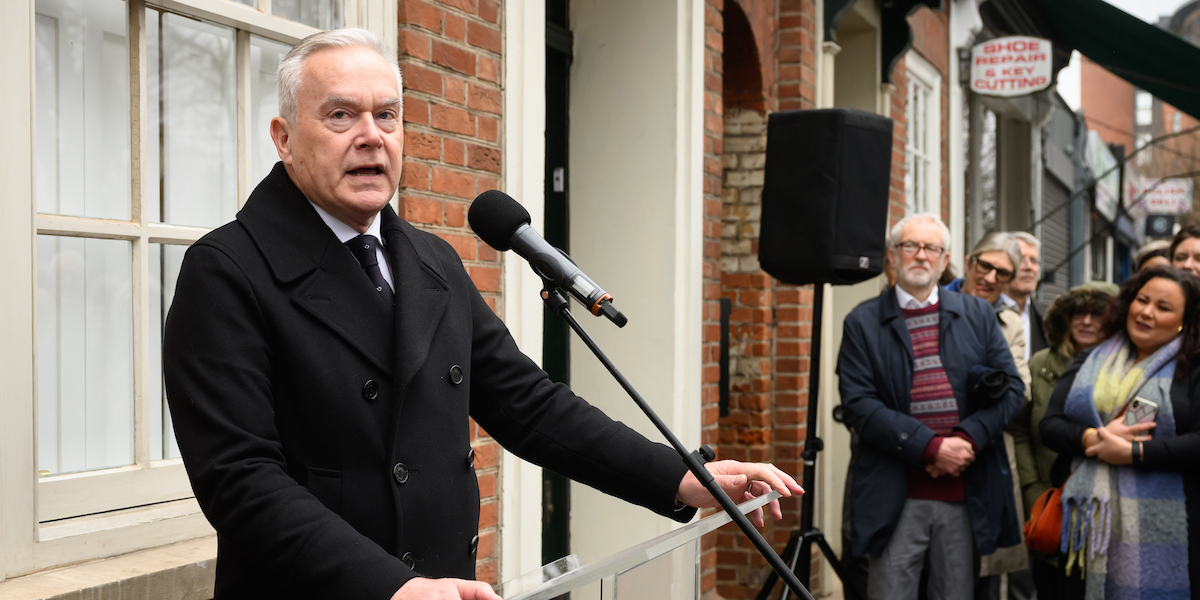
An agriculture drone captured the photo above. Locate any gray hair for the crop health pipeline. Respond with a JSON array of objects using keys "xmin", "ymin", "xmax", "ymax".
[
  {"xmin": 277, "ymin": 28, "xmax": 402, "ymax": 124},
  {"xmin": 1011, "ymin": 231, "xmax": 1041, "ymax": 256},
  {"xmin": 970, "ymin": 232, "xmax": 1022, "ymax": 272},
  {"xmin": 890, "ymin": 213, "xmax": 951, "ymax": 253}
]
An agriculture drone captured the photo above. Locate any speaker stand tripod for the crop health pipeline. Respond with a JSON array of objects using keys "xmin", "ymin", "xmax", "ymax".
[{"xmin": 755, "ymin": 283, "xmax": 849, "ymax": 600}]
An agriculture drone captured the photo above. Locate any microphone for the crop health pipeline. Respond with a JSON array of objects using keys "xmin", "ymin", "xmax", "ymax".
[{"xmin": 469, "ymin": 190, "xmax": 627, "ymax": 327}]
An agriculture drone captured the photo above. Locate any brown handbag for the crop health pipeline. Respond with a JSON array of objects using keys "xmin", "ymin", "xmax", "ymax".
[{"xmin": 1023, "ymin": 486, "xmax": 1064, "ymax": 555}]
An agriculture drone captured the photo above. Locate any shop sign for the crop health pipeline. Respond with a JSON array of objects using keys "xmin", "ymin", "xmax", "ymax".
[
  {"xmin": 1086, "ymin": 131, "xmax": 1120, "ymax": 221},
  {"xmin": 970, "ymin": 36, "xmax": 1053, "ymax": 97},
  {"xmin": 1128, "ymin": 176, "xmax": 1193, "ymax": 214}
]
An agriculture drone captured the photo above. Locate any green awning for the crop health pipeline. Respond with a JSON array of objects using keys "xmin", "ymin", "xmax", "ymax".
[{"xmin": 982, "ymin": 0, "xmax": 1200, "ymax": 119}]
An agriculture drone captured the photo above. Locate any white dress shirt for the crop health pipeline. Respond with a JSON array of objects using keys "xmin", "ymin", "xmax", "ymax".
[
  {"xmin": 308, "ymin": 201, "xmax": 395, "ymax": 290},
  {"xmin": 1000, "ymin": 294, "xmax": 1032, "ymax": 361},
  {"xmin": 895, "ymin": 284, "xmax": 940, "ymax": 310}
]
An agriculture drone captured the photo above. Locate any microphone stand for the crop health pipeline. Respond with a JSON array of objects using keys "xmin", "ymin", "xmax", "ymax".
[{"xmin": 540, "ymin": 286, "xmax": 815, "ymax": 600}]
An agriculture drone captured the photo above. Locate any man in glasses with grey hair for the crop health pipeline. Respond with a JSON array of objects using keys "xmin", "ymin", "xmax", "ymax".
[{"xmin": 838, "ymin": 213, "xmax": 1024, "ymax": 600}]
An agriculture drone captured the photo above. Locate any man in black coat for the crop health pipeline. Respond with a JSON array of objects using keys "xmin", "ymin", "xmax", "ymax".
[
  {"xmin": 162, "ymin": 28, "xmax": 800, "ymax": 600},
  {"xmin": 837, "ymin": 214, "xmax": 1024, "ymax": 600}
]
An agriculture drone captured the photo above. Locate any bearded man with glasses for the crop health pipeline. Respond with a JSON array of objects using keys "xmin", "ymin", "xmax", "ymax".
[{"xmin": 838, "ymin": 214, "xmax": 1024, "ymax": 600}]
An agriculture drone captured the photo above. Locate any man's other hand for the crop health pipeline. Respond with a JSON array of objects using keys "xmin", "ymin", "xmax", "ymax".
[
  {"xmin": 675, "ymin": 460, "xmax": 804, "ymax": 527},
  {"xmin": 931, "ymin": 436, "xmax": 975, "ymax": 477},
  {"xmin": 391, "ymin": 577, "xmax": 502, "ymax": 600}
]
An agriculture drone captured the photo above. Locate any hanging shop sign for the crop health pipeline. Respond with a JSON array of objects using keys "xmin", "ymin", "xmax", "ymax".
[
  {"xmin": 970, "ymin": 36, "xmax": 1053, "ymax": 97},
  {"xmin": 1127, "ymin": 176, "xmax": 1193, "ymax": 215}
]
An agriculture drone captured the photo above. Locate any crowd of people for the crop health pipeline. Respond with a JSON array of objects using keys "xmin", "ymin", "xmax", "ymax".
[{"xmin": 838, "ymin": 214, "xmax": 1200, "ymax": 600}]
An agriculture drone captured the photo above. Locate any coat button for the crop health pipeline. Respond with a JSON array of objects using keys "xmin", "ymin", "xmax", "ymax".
[
  {"xmin": 362, "ymin": 380, "xmax": 379, "ymax": 401},
  {"xmin": 470, "ymin": 535, "xmax": 479, "ymax": 555},
  {"xmin": 392, "ymin": 463, "xmax": 409, "ymax": 484},
  {"xmin": 899, "ymin": 432, "xmax": 908, "ymax": 441},
  {"xmin": 402, "ymin": 552, "xmax": 416, "ymax": 568},
  {"xmin": 449, "ymin": 364, "xmax": 464, "ymax": 385},
  {"xmin": 466, "ymin": 448, "xmax": 476, "ymax": 468}
]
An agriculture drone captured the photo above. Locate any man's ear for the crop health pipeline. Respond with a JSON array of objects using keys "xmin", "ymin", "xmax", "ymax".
[{"xmin": 270, "ymin": 116, "xmax": 292, "ymax": 165}]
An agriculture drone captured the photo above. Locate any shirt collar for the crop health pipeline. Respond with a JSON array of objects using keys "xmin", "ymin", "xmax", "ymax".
[
  {"xmin": 895, "ymin": 285, "xmax": 939, "ymax": 310},
  {"xmin": 999, "ymin": 293, "xmax": 1019, "ymax": 311},
  {"xmin": 308, "ymin": 201, "xmax": 384, "ymax": 245}
]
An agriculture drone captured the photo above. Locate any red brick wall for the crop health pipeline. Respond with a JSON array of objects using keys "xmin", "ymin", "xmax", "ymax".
[
  {"xmin": 1080, "ymin": 56, "xmax": 1137, "ymax": 156},
  {"xmin": 702, "ymin": 0, "xmax": 726, "ymax": 593},
  {"xmin": 712, "ymin": 0, "xmax": 817, "ymax": 597},
  {"xmin": 396, "ymin": 0, "xmax": 503, "ymax": 585}
]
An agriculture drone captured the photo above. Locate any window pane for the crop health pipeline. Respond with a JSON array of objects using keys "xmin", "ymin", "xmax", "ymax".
[
  {"xmin": 35, "ymin": 0, "xmax": 131, "ymax": 221},
  {"xmin": 149, "ymin": 244, "xmax": 187, "ymax": 461},
  {"xmin": 251, "ymin": 35, "xmax": 291, "ymax": 187},
  {"xmin": 37, "ymin": 236, "xmax": 134, "ymax": 476},
  {"xmin": 145, "ymin": 9, "xmax": 238, "ymax": 228},
  {"xmin": 273, "ymin": 0, "xmax": 344, "ymax": 29},
  {"xmin": 232, "ymin": 0, "xmax": 257, "ymax": 6}
]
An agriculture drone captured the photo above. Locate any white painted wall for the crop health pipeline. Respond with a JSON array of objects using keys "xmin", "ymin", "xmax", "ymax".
[
  {"xmin": 567, "ymin": 0, "xmax": 704, "ymax": 565},
  {"xmin": 500, "ymin": 0, "xmax": 549, "ymax": 585}
]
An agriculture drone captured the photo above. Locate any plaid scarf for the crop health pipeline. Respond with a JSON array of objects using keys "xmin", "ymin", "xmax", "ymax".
[{"xmin": 1060, "ymin": 333, "xmax": 1189, "ymax": 599}]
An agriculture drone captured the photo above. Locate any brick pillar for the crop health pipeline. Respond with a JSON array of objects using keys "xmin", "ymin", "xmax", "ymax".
[
  {"xmin": 397, "ymin": 0, "xmax": 503, "ymax": 584},
  {"xmin": 767, "ymin": 0, "xmax": 820, "ymax": 595},
  {"xmin": 701, "ymin": 0, "xmax": 727, "ymax": 595}
]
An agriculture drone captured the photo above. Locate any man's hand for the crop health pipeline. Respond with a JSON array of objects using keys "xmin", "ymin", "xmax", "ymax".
[
  {"xmin": 675, "ymin": 460, "xmax": 804, "ymax": 527},
  {"xmin": 390, "ymin": 577, "xmax": 502, "ymax": 600},
  {"xmin": 931, "ymin": 437, "xmax": 975, "ymax": 478}
]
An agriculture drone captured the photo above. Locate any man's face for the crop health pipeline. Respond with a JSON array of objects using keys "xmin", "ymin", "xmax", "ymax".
[
  {"xmin": 888, "ymin": 220, "xmax": 949, "ymax": 295},
  {"xmin": 964, "ymin": 250, "xmax": 1014, "ymax": 304},
  {"xmin": 270, "ymin": 45, "xmax": 404, "ymax": 232},
  {"xmin": 1011, "ymin": 240, "xmax": 1040, "ymax": 296}
]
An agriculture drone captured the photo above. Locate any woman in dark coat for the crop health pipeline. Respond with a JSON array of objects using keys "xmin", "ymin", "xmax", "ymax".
[
  {"xmin": 1008, "ymin": 282, "xmax": 1116, "ymax": 597},
  {"xmin": 1041, "ymin": 267, "xmax": 1200, "ymax": 599}
]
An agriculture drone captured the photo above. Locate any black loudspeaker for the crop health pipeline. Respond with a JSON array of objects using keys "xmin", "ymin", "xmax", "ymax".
[{"xmin": 758, "ymin": 108, "xmax": 893, "ymax": 286}]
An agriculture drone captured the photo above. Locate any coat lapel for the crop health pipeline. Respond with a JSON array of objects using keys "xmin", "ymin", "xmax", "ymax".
[
  {"xmin": 881, "ymin": 287, "xmax": 914, "ymax": 363},
  {"xmin": 379, "ymin": 207, "xmax": 450, "ymax": 396},
  {"xmin": 237, "ymin": 162, "xmax": 394, "ymax": 372}
]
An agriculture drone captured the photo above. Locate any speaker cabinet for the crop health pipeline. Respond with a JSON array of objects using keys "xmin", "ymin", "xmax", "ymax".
[{"xmin": 758, "ymin": 108, "xmax": 893, "ymax": 286}]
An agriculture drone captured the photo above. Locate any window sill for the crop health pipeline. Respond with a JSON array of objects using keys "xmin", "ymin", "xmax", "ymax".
[{"xmin": 0, "ymin": 536, "xmax": 216, "ymax": 600}]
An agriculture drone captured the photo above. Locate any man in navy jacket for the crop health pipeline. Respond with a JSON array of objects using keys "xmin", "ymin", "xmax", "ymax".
[{"xmin": 837, "ymin": 214, "xmax": 1024, "ymax": 600}]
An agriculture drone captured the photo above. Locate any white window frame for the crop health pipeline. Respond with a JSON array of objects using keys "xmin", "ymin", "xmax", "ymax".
[
  {"xmin": 904, "ymin": 51, "xmax": 941, "ymax": 216},
  {"xmin": 1, "ymin": 0, "xmax": 395, "ymax": 581}
]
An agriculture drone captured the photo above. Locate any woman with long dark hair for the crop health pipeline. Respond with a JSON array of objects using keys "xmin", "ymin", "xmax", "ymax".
[{"xmin": 1040, "ymin": 267, "xmax": 1200, "ymax": 598}]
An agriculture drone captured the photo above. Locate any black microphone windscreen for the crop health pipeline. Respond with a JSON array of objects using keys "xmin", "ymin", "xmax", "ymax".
[{"xmin": 469, "ymin": 190, "xmax": 531, "ymax": 251}]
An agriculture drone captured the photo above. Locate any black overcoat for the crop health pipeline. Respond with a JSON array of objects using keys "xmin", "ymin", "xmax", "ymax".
[
  {"xmin": 837, "ymin": 287, "xmax": 1025, "ymax": 558},
  {"xmin": 163, "ymin": 164, "xmax": 694, "ymax": 599}
]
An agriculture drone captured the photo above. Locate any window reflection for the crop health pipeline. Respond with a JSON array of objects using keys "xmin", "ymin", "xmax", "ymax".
[
  {"xmin": 35, "ymin": 0, "xmax": 131, "ymax": 221},
  {"xmin": 36, "ymin": 236, "xmax": 134, "ymax": 476},
  {"xmin": 145, "ymin": 8, "xmax": 238, "ymax": 228},
  {"xmin": 273, "ymin": 0, "xmax": 343, "ymax": 30}
]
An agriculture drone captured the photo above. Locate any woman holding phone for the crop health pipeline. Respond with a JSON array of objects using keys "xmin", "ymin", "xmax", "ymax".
[{"xmin": 1041, "ymin": 267, "xmax": 1200, "ymax": 598}]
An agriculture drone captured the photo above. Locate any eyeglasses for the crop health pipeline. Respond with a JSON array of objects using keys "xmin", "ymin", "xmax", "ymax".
[
  {"xmin": 894, "ymin": 241, "xmax": 945, "ymax": 258},
  {"xmin": 971, "ymin": 257, "xmax": 1015, "ymax": 283}
]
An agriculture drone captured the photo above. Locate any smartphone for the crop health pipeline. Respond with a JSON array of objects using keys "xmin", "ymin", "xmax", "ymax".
[{"xmin": 1124, "ymin": 397, "xmax": 1159, "ymax": 426}]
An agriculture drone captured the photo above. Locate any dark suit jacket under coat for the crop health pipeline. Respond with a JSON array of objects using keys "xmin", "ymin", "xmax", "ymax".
[{"xmin": 163, "ymin": 164, "xmax": 695, "ymax": 599}]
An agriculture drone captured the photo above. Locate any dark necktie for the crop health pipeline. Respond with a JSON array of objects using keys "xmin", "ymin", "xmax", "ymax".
[{"xmin": 345, "ymin": 235, "xmax": 395, "ymax": 306}]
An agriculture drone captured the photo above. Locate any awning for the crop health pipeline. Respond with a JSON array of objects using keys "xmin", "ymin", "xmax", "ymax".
[
  {"xmin": 981, "ymin": 0, "xmax": 1200, "ymax": 120},
  {"xmin": 826, "ymin": 0, "xmax": 945, "ymax": 84}
]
